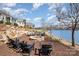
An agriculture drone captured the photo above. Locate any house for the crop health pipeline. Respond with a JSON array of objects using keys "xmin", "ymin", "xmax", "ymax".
[
  {"xmin": 0, "ymin": 10, "xmax": 16, "ymax": 24},
  {"xmin": 0, "ymin": 10, "xmax": 34, "ymax": 28},
  {"xmin": 16, "ymin": 19, "xmax": 25, "ymax": 26},
  {"xmin": 16, "ymin": 19, "xmax": 34, "ymax": 28}
]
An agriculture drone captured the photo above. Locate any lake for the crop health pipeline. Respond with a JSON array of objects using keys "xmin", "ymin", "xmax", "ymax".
[{"xmin": 48, "ymin": 30, "xmax": 79, "ymax": 44}]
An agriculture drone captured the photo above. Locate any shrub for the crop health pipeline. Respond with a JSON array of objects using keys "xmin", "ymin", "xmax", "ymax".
[
  {"xmin": 5, "ymin": 22, "xmax": 11, "ymax": 25},
  {"xmin": 14, "ymin": 23, "xmax": 18, "ymax": 26},
  {"xmin": 0, "ymin": 20, "xmax": 3, "ymax": 24}
]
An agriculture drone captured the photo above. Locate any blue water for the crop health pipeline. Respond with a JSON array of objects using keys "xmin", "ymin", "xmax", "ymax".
[{"xmin": 48, "ymin": 30, "xmax": 79, "ymax": 44}]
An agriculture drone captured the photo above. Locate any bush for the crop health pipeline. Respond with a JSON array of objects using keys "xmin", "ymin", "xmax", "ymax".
[
  {"xmin": 0, "ymin": 20, "xmax": 3, "ymax": 24},
  {"xmin": 5, "ymin": 22, "xmax": 11, "ymax": 25},
  {"xmin": 14, "ymin": 23, "xmax": 18, "ymax": 26}
]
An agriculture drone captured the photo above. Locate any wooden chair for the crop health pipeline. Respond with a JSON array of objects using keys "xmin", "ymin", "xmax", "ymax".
[
  {"xmin": 19, "ymin": 41, "xmax": 34, "ymax": 56},
  {"xmin": 35, "ymin": 45, "xmax": 52, "ymax": 56}
]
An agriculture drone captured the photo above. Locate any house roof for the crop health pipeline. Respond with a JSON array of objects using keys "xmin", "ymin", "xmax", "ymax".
[{"xmin": 0, "ymin": 10, "xmax": 11, "ymax": 17}]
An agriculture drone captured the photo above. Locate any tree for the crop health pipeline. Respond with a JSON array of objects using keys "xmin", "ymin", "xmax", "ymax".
[
  {"xmin": 55, "ymin": 3, "xmax": 79, "ymax": 46},
  {"xmin": 23, "ymin": 19, "xmax": 26, "ymax": 28}
]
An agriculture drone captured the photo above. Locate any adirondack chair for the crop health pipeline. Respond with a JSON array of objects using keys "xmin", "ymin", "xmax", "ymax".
[
  {"xmin": 38, "ymin": 45, "xmax": 52, "ymax": 56},
  {"xmin": 19, "ymin": 41, "xmax": 34, "ymax": 56}
]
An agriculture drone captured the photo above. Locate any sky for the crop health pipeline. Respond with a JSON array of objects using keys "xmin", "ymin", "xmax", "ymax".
[{"xmin": 0, "ymin": 3, "xmax": 67, "ymax": 27}]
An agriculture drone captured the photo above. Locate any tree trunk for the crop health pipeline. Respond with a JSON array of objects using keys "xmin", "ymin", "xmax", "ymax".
[{"xmin": 72, "ymin": 29, "xmax": 75, "ymax": 47}]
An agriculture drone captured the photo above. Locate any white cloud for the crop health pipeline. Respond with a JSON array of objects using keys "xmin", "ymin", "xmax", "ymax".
[
  {"xmin": 47, "ymin": 15, "xmax": 56, "ymax": 20},
  {"xmin": 32, "ymin": 3, "xmax": 44, "ymax": 10},
  {"xmin": 33, "ymin": 17, "xmax": 42, "ymax": 27},
  {"xmin": 14, "ymin": 8, "xmax": 29, "ymax": 18},
  {"xmin": 2, "ymin": 7, "xmax": 29, "ymax": 19},
  {"xmin": 33, "ymin": 17, "xmax": 42, "ymax": 22},
  {"xmin": 48, "ymin": 3, "xmax": 64, "ymax": 11},
  {"xmin": 2, "ymin": 7, "xmax": 14, "ymax": 16},
  {"xmin": 48, "ymin": 3, "xmax": 56, "ymax": 10},
  {"xmin": 2, "ymin": 7, "xmax": 15, "ymax": 16},
  {"xmin": 2, "ymin": 3, "xmax": 16, "ymax": 7},
  {"xmin": 47, "ymin": 3, "xmax": 65, "ymax": 25},
  {"xmin": 2, "ymin": 7, "xmax": 11, "ymax": 12},
  {"xmin": 14, "ymin": 8, "xmax": 29, "ymax": 15},
  {"xmin": 46, "ymin": 15, "xmax": 60, "ymax": 25}
]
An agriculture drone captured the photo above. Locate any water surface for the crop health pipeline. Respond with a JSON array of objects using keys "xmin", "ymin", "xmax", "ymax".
[{"xmin": 48, "ymin": 30, "xmax": 79, "ymax": 44}]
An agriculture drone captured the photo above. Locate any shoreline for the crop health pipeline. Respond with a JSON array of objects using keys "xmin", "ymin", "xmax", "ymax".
[{"xmin": 45, "ymin": 31, "xmax": 79, "ymax": 50}]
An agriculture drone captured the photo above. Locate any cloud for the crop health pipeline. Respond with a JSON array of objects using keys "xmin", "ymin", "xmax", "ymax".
[
  {"xmin": 48, "ymin": 3, "xmax": 56, "ymax": 10},
  {"xmin": 13, "ymin": 8, "xmax": 29, "ymax": 18},
  {"xmin": 2, "ymin": 7, "xmax": 12, "ymax": 12},
  {"xmin": 46, "ymin": 15, "xmax": 60, "ymax": 25},
  {"xmin": 48, "ymin": 3, "xmax": 64, "ymax": 11},
  {"xmin": 2, "ymin": 7, "xmax": 29, "ymax": 19},
  {"xmin": 2, "ymin": 7, "xmax": 14, "ymax": 16},
  {"xmin": 47, "ymin": 15, "xmax": 56, "ymax": 20},
  {"xmin": 2, "ymin": 3, "xmax": 16, "ymax": 7},
  {"xmin": 33, "ymin": 17, "xmax": 43, "ymax": 27},
  {"xmin": 14, "ymin": 8, "xmax": 29, "ymax": 15},
  {"xmin": 0, "ymin": 3, "xmax": 17, "ymax": 17},
  {"xmin": 47, "ymin": 3, "xmax": 65, "ymax": 25},
  {"xmin": 33, "ymin": 17, "xmax": 42, "ymax": 22},
  {"xmin": 32, "ymin": 3, "xmax": 44, "ymax": 10}
]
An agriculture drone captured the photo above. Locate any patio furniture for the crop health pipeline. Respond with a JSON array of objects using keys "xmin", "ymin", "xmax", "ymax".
[
  {"xmin": 12, "ymin": 38, "xmax": 20, "ymax": 49},
  {"xmin": 35, "ymin": 44, "xmax": 52, "ymax": 56},
  {"xmin": 19, "ymin": 41, "xmax": 34, "ymax": 56},
  {"xmin": 7, "ymin": 38, "xmax": 20, "ymax": 50},
  {"xmin": 30, "ymin": 36, "xmax": 44, "ymax": 41},
  {"xmin": 7, "ymin": 38, "xmax": 15, "ymax": 47},
  {"xmin": 40, "ymin": 32, "xmax": 45, "ymax": 36},
  {"xmin": 27, "ymin": 32, "xmax": 35, "ymax": 36}
]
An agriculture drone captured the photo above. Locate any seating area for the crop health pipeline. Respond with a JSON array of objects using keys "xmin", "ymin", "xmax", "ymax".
[
  {"xmin": 7, "ymin": 37, "xmax": 35, "ymax": 56},
  {"xmin": 0, "ymin": 34, "xmax": 76, "ymax": 56},
  {"xmin": 6, "ymin": 36, "xmax": 52, "ymax": 56}
]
